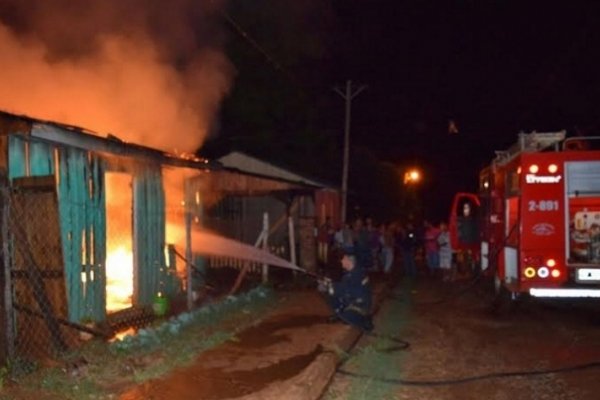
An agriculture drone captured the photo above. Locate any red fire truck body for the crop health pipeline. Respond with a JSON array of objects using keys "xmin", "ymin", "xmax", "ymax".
[{"xmin": 459, "ymin": 132, "xmax": 600, "ymax": 298}]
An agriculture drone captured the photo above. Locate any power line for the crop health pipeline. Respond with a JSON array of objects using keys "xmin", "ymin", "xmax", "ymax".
[{"xmin": 218, "ymin": 7, "xmax": 300, "ymax": 89}]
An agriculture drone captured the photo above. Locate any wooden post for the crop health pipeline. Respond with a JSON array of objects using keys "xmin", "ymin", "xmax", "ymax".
[
  {"xmin": 288, "ymin": 216, "xmax": 297, "ymax": 276},
  {"xmin": 184, "ymin": 181, "xmax": 193, "ymax": 310},
  {"xmin": 262, "ymin": 213, "xmax": 269, "ymax": 284},
  {"xmin": 334, "ymin": 80, "xmax": 367, "ymax": 223},
  {"xmin": 1, "ymin": 185, "xmax": 14, "ymax": 361}
]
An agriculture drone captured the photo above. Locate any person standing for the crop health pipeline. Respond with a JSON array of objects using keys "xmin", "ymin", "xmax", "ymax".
[
  {"xmin": 423, "ymin": 221, "xmax": 440, "ymax": 278},
  {"xmin": 334, "ymin": 222, "xmax": 354, "ymax": 253},
  {"xmin": 400, "ymin": 222, "xmax": 418, "ymax": 278},
  {"xmin": 380, "ymin": 223, "xmax": 395, "ymax": 274},
  {"xmin": 317, "ymin": 217, "xmax": 334, "ymax": 265},
  {"xmin": 438, "ymin": 222, "xmax": 453, "ymax": 281},
  {"xmin": 366, "ymin": 218, "xmax": 381, "ymax": 271},
  {"xmin": 353, "ymin": 218, "xmax": 371, "ymax": 271}
]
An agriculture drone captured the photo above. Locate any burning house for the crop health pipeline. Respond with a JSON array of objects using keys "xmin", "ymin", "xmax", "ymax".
[
  {"xmin": 0, "ymin": 110, "xmax": 339, "ymax": 366},
  {"xmin": 202, "ymin": 151, "xmax": 341, "ymax": 274}
]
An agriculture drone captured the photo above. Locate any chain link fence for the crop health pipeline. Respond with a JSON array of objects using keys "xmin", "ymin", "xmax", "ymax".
[
  {"xmin": 0, "ymin": 176, "xmax": 302, "ymax": 375},
  {"xmin": 2, "ymin": 178, "xmax": 80, "ymax": 372},
  {"xmin": 0, "ymin": 179, "xmax": 264, "ymax": 374},
  {"xmin": 1, "ymin": 175, "xmax": 151, "ymax": 374}
]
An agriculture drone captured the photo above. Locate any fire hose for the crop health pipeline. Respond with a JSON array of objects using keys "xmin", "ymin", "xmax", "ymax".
[{"xmin": 331, "ymin": 225, "xmax": 600, "ymax": 387}]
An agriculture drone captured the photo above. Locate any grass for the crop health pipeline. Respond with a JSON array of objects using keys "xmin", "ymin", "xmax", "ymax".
[
  {"xmin": 323, "ymin": 280, "xmax": 414, "ymax": 400},
  {"xmin": 3, "ymin": 287, "xmax": 278, "ymax": 400}
]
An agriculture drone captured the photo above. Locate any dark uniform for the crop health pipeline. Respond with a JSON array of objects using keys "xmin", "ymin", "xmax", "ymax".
[{"xmin": 325, "ymin": 263, "xmax": 374, "ymax": 332}]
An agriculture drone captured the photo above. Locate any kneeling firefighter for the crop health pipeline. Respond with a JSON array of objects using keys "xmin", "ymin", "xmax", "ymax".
[{"xmin": 318, "ymin": 249, "xmax": 374, "ymax": 332}]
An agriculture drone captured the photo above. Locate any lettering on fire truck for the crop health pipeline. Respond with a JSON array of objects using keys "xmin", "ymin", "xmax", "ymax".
[
  {"xmin": 525, "ymin": 173, "xmax": 562, "ymax": 184},
  {"xmin": 531, "ymin": 223, "xmax": 555, "ymax": 236},
  {"xmin": 528, "ymin": 200, "xmax": 559, "ymax": 211}
]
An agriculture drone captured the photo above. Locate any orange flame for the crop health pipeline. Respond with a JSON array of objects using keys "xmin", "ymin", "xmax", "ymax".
[
  {"xmin": 105, "ymin": 246, "xmax": 133, "ymax": 312},
  {"xmin": 105, "ymin": 173, "xmax": 133, "ymax": 313}
]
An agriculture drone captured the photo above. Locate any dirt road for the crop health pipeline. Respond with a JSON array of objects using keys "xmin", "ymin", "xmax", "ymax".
[
  {"xmin": 4, "ymin": 273, "xmax": 600, "ymax": 400},
  {"xmin": 324, "ymin": 277, "xmax": 600, "ymax": 400}
]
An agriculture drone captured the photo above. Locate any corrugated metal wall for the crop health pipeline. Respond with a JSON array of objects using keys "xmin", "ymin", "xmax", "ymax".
[
  {"xmin": 59, "ymin": 148, "xmax": 106, "ymax": 322},
  {"xmin": 8, "ymin": 134, "xmax": 173, "ymax": 322},
  {"xmin": 133, "ymin": 167, "xmax": 166, "ymax": 306},
  {"xmin": 9, "ymin": 136, "xmax": 107, "ymax": 322}
]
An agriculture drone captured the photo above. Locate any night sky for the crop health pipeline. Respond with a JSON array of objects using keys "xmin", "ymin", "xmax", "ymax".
[
  {"xmin": 341, "ymin": 3, "xmax": 600, "ymax": 139},
  {"xmin": 329, "ymin": 2, "xmax": 600, "ymax": 210},
  {"xmin": 324, "ymin": 2, "xmax": 600, "ymax": 220},
  {"xmin": 214, "ymin": 2, "xmax": 600, "ymax": 221},
  {"xmin": 1, "ymin": 1, "xmax": 600, "ymax": 222}
]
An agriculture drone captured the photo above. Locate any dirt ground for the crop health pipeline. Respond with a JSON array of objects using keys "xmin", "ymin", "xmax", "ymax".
[
  {"xmin": 117, "ymin": 290, "xmax": 354, "ymax": 400},
  {"xmin": 325, "ymin": 276, "xmax": 600, "ymax": 400},
  {"xmin": 4, "ymin": 269, "xmax": 600, "ymax": 400}
]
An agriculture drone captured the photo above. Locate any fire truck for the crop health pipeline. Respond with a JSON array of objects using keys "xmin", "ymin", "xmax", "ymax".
[{"xmin": 450, "ymin": 131, "xmax": 600, "ymax": 299}]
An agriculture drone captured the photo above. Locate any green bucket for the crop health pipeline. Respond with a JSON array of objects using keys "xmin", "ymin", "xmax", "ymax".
[{"xmin": 153, "ymin": 295, "xmax": 169, "ymax": 317}]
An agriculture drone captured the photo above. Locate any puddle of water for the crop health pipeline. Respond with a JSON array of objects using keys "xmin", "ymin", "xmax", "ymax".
[
  {"xmin": 119, "ymin": 345, "xmax": 324, "ymax": 400},
  {"xmin": 233, "ymin": 315, "xmax": 327, "ymax": 348}
]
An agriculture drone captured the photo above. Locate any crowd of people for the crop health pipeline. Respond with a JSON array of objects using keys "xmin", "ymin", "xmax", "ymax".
[
  {"xmin": 316, "ymin": 216, "xmax": 455, "ymax": 281},
  {"xmin": 316, "ymin": 216, "xmax": 457, "ymax": 332}
]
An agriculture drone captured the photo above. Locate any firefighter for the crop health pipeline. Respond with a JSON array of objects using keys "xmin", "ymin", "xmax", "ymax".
[{"xmin": 318, "ymin": 248, "xmax": 374, "ymax": 332}]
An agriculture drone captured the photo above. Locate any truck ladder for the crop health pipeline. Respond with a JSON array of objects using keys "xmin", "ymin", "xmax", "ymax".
[{"xmin": 493, "ymin": 131, "xmax": 566, "ymax": 166}]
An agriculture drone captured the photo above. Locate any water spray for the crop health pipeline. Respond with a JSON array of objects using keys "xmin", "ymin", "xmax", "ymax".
[{"xmin": 171, "ymin": 231, "xmax": 325, "ymax": 298}]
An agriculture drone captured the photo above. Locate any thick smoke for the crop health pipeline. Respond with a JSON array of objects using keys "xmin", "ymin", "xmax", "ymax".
[{"xmin": 0, "ymin": 0, "xmax": 234, "ymax": 153}]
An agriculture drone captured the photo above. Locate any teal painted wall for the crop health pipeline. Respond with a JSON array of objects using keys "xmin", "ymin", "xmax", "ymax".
[
  {"xmin": 9, "ymin": 136, "xmax": 106, "ymax": 322},
  {"xmin": 133, "ymin": 167, "xmax": 167, "ymax": 306},
  {"xmin": 7, "ymin": 134, "xmax": 182, "ymax": 321}
]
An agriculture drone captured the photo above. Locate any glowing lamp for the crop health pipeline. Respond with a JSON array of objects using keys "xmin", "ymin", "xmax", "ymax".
[
  {"xmin": 548, "ymin": 164, "xmax": 558, "ymax": 173},
  {"xmin": 529, "ymin": 164, "xmax": 539, "ymax": 173},
  {"xmin": 546, "ymin": 259, "xmax": 556, "ymax": 268},
  {"xmin": 551, "ymin": 269, "xmax": 561, "ymax": 278},
  {"xmin": 524, "ymin": 267, "xmax": 536, "ymax": 278},
  {"xmin": 404, "ymin": 168, "xmax": 422, "ymax": 184}
]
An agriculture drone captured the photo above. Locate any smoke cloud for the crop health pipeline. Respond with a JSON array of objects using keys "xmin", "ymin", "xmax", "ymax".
[{"xmin": 0, "ymin": 0, "xmax": 234, "ymax": 153}]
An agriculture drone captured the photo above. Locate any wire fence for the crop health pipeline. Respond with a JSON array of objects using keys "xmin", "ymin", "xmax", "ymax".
[
  {"xmin": 0, "ymin": 178, "xmax": 308, "ymax": 375},
  {"xmin": 1, "ymin": 177, "xmax": 164, "ymax": 374},
  {"xmin": 3, "ymin": 179, "xmax": 80, "ymax": 372}
]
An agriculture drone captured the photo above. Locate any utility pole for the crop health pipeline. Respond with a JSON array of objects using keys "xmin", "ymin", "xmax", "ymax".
[{"xmin": 334, "ymin": 80, "xmax": 367, "ymax": 223}]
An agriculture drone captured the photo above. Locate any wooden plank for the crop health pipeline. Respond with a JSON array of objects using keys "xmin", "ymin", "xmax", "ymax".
[
  {"xmin": 12, "ymin": 176, "xmax": 69, "ymax": 352},
  {"xmin": 0, "ymin": 178, "xmax": 14, "ymax": 363},
  {"xmin": 71, "ymin": 151, "xmax": 85, "ymax": 319},
  {"xmin": 58, "ymin": 147, "xmax": 75, "ymax": 320},
  {"xmin": 12, "ymin": 270, "xmax": 64, "ymax": 279},
  {"xmin": 12, "ymin": 175, "xmax": 55, "ymax": 190},
  {"xmin": 8, "ymin": 136, "xmax": 27, "ymax": 180},
  {"xmin": 29, "ymin": 141, "xmax": 54, "ymax": 176},
  {"xmin": 14, "ymin": 303, "xmax": 110, "ymax": 339},
  {"xmin": 0, "ymin": 135, "xmax": 8, "ymax": 174},
  {"xmin": 92, "ymin": 157, "xmax": 106, "ymax": 320}
]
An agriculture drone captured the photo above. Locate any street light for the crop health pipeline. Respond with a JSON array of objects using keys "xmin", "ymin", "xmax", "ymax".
[
  {"xmin": 404, "ymin": 168, "xmax": 422, "ymax": 185},
  {"xmin": 402, "ymin": 167, "xmax": 423, "ymax": 221}
]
